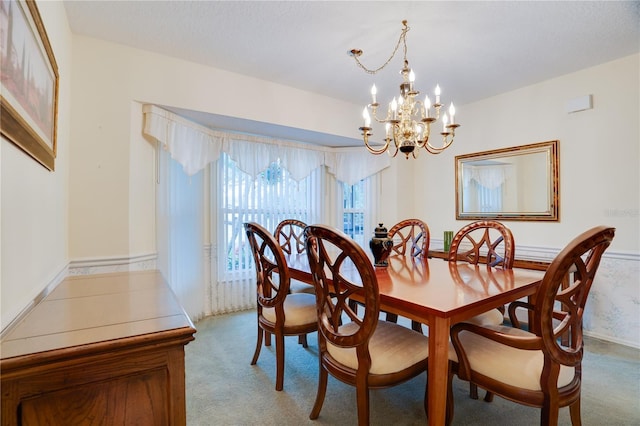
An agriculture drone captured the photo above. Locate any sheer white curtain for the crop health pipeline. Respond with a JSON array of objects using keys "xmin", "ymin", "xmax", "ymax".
[{"xmin": 156, "ymin": 148, "xmax": 205, "ymax": 321}]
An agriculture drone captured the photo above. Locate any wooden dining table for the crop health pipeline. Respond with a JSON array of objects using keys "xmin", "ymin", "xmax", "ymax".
[{"xmin": 285, "ymin": 252, "xmax": 545, "ymax": 426}]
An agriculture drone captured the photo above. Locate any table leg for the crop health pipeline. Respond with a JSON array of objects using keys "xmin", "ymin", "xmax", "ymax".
[{"xmin": 428, "ymin": 317, "xmax": 450, "ymax": 426}]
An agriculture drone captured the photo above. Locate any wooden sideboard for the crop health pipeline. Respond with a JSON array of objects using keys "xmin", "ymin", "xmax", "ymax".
[{"xmin": 0, "ymin": 270, "xmax": 196, "ymax": 425}]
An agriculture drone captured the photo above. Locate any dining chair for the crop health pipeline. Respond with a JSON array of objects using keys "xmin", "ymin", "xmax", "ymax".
[
  {"xmin": 244, "ymin": 222, "xmax": 318, "ymax": 391},
  {"xmin": 304, "ymin": 224, "xmax": 430, "ymax": 426},
  {"xmin": 274, "ymin": 219, "xmax": 315, "ymax": 295},
  {"xmin": 385, "ymin": 218, "xmax": 430, "ymax": 332},
  {"xmin": 447, "ymin": 226, "xmax": 615, "ymax": 426},
  {"xmin": 274, "ymin": 219, "xmax": 315, "ymax": 347},
  {"xmin": 448, "ymin": 220, "xmax": 516, "ymax": 399},
  {"xmin": 448, "ymin": 220, "xmax": 515, "ymax": 328}
]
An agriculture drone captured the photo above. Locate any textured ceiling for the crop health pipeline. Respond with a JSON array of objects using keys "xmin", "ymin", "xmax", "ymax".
[{"xmin": 63, "ymin": 1, "xmax": 640, "ymax": 146}]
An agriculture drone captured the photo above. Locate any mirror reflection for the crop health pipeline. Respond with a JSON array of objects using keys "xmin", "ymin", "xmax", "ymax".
[{"xmin": 455, "ymin": 140, "xmax": 559, "ymax": 221}]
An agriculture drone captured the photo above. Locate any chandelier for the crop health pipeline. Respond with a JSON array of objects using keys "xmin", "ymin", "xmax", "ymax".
[{"xmin": 350, "ymin": 20, "xmax": 460, "ymax": 159}]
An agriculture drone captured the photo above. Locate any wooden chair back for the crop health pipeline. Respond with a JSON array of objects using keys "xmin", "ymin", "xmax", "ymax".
[
  {"xmin": 536, "ymin": 226, "xmax": 615, "ymax": 363},
  {"xmin": 245, "ymin": 222, "xmax": 291, "ymax": 310},
  {"xmin": 448, "ymin": 220, "xmax": 515, "ymax": 268},
  {"xmin": 274, "ymin": 219, "xmax": 307, "ymax": 255},
  {"xmin": 304, "ymin": 224, "xmax": 379, "ymax": 350},
  {"xmin": 388, "ymin": 219, "xmax": 430, "ymax": 258}
]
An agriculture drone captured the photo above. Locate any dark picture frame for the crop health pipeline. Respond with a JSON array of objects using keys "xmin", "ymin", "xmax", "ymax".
[{"xmin": 1, "ymin": 0, "xmax": 59, "ymax": 171}]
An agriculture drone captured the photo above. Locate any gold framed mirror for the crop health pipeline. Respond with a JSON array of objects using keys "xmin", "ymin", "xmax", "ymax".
[{"xmin": 455, "ymin": 140, "xmax": 559, "ymax": 221}]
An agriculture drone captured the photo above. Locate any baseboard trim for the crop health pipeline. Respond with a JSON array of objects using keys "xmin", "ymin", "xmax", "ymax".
[{"xmin": 584, "ymin": 330, "xmax": 640, "ymax": 350}]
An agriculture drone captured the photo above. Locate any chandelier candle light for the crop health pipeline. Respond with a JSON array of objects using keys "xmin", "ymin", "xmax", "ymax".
[{"xmin": 350, "ymin": 20, "xmax": 460, "ymax": 159}]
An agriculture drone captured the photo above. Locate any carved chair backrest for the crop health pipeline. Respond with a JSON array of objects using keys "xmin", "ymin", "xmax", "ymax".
[
  {"xmin": 274, "ymin": 219, "xmax": 308, "ymax": 255},
  {"xmin": 244, "ymin": 222, "xmax": 290, "ymax": 320},
  {"xmin": 304, "ymin": 225, "xmax": 380, "ymax": 360},
  {"xmin": 448, "ymin": 220, "xmax": 515, "ymax": 269},
  {"xmin": 388, "ymin": 219, "xmax": 430, "ymax": 258},
  {"xmin": 535, "ymin": 226, "xmax": 614, "ymax": 366}
]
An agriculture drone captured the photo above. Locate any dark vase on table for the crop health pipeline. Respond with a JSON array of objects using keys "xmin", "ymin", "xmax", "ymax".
[{"xmin": 370, "ymin": 223, "xmax": 393, "ymax": 267}]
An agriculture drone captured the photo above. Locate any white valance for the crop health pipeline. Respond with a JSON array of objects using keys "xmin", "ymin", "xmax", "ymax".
[
  {"xmin": 325, "ymin": 149, "xmax": 392, "ymax": 186},
  {"xmin": 463, "ymin": 164, "xmax": 514, "ymax": 190},
  {"xmin": 143, "ymin": 105, "xmax": 223, "ymax": 176},
  {"xmin": 223, "ymin": 136, "xmax": 326, "ymax": 181},
  {"xmin": 142, "ymin": 104, "xmax": 390, "ymax": 182}
]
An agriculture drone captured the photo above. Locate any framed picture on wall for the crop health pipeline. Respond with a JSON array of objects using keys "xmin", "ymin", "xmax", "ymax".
[{"xmin": 1, "ymin": 0, "xmax": 59, "ymax": 171}]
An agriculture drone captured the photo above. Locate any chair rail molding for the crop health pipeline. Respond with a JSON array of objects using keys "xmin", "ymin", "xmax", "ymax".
[{"xmin": 68, "ymin": 252, "xmax": 158, "ymax": 276}]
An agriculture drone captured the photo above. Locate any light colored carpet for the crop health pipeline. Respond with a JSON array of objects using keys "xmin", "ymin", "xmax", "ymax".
[{"xmin": 185, "ymin": 310, "xmax": 640, "ymax": 425}]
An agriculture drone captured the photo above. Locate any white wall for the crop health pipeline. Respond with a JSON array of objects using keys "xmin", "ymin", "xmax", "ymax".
[
  {"xmin": 412, "ymin": 54, "xmax": 640, "ymax": 347},
  {"xmin": 415, "ymin": 54, "xmax": 639, "ymax": 252},
  {"xmin": 1, "ymin": 1, "xmax": 72, "ymax": 330},
  {"xmin": 68, "ymin": 35, "xmax": 364, "ymax": 261}
]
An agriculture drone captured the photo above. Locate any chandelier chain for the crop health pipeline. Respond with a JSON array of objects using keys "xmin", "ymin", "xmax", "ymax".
[{"xmin": 352, "ymin": 22, "xmax": 409, "ymax": 75}]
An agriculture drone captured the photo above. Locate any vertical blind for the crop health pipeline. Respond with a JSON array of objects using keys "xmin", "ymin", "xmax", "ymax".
[{"xmin": 210, "ymin": 154, "xmax": 324, "ymax": 314}]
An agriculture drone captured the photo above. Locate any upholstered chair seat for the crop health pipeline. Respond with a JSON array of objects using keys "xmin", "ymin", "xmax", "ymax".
[
  {"xmin": 460, "ymin": 309, "xmax": 505, "ymax": 327},
  {"xmin": 288, "ymin": 279, "xmax": 316, "ymax": 294},
  {"xmin": 449, "ymin": 325, "xmax": 575, "ymax": 391},
  {"xmin": 262, "ymin": 293, "xmax": 317, "ymax": 326},
  {"xmin": 327, "ymin": 321, "xmax": 429, "ymax": 374}
]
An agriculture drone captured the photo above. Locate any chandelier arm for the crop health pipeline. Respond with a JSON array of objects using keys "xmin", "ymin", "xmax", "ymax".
[
  {"xmin": 424, "ymin": 130, "xmax": 457, "ymax": 154},
  {"xmin": 362, "ymin": 131, "xmax": 391, "ymax": 155},
  {"xmin": 388, "ymin": 144, "xmax": 400, "ymax": 158}
]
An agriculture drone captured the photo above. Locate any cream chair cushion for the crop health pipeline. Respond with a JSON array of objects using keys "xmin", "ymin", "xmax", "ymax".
[
  {"xmin": 289, "ymin": 278, "xmax": 316, "ymax": 294},
  {"xmin": 262, "ymin": 293, "xmax": 317, "ymax": 326},
  {"xmin": 327, "ymin": 321, "xmax": 429, "ymax": 374},
  {"xmin": 450, "ymin": 325, "xmax": 575, "ymax": 390},
  {"xmin": 463, "ymin": 309, "xmax": 505, "ymax": 326}
]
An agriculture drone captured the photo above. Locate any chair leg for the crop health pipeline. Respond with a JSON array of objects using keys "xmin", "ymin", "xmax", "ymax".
[
  {"xmin": 355, "ymin": 378, "xmax": 370, "ymax": 426},
  {"xmin": 348, "ymin": 299, "xmax": 358, "ymax": 314},
  {"xmin": 299, "ymin": 334, "xmax": 309, "ymax": 348},
  {"xmin": 569, "ymin": 398, "xmax": 582, "ymax": 426},
  {"xmin": 469, "ymin": 382, "xmax": 479, "ymax": 399},
  {"xmin": 251, "ymin": 325, "xmax": 263, "ymax": 365},
  {"xmin": 275, "ymin": 333, "xmax": 285, "ymax": 391},
  {"xmin": 309, "ymin": 366, "xmax": 328, "ymax": 420},
  {"xmin": 541, "ymin": 401, "xmax": 560, "ymax": 426},
  {"xmin": 483, "ymin": 390, "xmax": 494, "ymax": 402},
  {"xmin": 386, "ymin": 312, "xmax": 399, "ymax": 323}
]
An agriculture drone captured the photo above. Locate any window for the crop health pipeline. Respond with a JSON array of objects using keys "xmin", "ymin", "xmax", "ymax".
[
  {"xmin": 342, "ymin": 180, "xmax": 366, "ymax": 246},
  {"xmin": 218, "ymin": 153, "xmax": 321, "ymax": 277}
]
